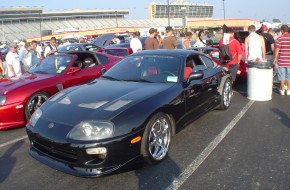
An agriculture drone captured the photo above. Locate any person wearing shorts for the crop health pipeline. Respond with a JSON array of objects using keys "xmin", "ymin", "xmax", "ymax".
[{"xmin": 274, "ymin": 25, "xmax": 290, "ymax": 95}]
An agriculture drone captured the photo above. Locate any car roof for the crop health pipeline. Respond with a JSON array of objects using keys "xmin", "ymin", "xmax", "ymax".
[
  {"xmin": 56, "ymin": 51, "xmax": 97, "ymax": 56},
  {"xmin": 132, "ymin": 49, "xmax": 206, "ymax": 57}
]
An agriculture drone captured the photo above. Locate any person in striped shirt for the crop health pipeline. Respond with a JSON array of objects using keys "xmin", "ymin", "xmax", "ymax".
[{"xmin": 274, "ymin": 25, "xmax": 290, "ymax": 95}]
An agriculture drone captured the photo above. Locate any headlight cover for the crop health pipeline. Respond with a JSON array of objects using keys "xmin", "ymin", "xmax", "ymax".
[
  {"xmin": 30, "ymin": 108, "xmax": 42, "ymax": 127},
  {"xmin": 67, "ymin": 121, "xmax": 115, "ymax": 141},
  {"xmin": 0, "ymin": 96, "xmax": 6, "ymax": 106}
]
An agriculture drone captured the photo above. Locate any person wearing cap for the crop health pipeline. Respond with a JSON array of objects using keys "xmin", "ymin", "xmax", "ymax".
[
  {"xmin": 162, "ymin": 26, "xmax": 177, "ymax": 49},
  {"xmin": 144, "ymin": 28, "xmax": 159, "ymax": 50},
  {"xmin": 6, "ymin": 43, "xmax": 22, "ymax": 78},
  {"xmin": 260, "ymin": 25, "xmax": 275, "ymax": 60},
  {"xmin": 17, "ymin": 41, "xmax": 27, "ymax": 73},
  {"xmin": 219, "ymin": 28, "xmax": 242, "ymax": 83},
  {"xmin": 130, "ymin": 31, "xmax": 142, "ymax": 53},
  {"xmin": 245, "ymin": 25, "xmax": 266, "ymax": 63}
]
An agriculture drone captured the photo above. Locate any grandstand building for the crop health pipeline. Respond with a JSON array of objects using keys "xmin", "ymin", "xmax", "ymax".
[
  {"xmin": 0, "ymin": 7, "xmax": 129, "ymax": 22},
  {"xmin": 148, "ymin": 0, "xmax": 213, "ymax": 20},
  {"xmin": 0, "ymin": 7, "xmax": 135, "ymax": 41}
]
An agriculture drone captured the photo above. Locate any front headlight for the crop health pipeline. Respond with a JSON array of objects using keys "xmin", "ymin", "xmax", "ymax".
[
  {"xmin": 0, "ymin": 96, "xmax": 6, "ymax": 106},
  {"xmin": 30, "ymin": 109, "xmax": 42, "ymax": 127},
  {"xmin": 67, "ymin": 121, "xmax": 115, "ymax": 141}
]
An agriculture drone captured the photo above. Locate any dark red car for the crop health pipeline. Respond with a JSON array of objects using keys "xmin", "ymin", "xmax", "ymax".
[
  {"xmin": 0, "ymin": 51, "xmax": 121, "ymax": 130},
  {"xmin": 98, "ymin": 47, "xmax": 133, "ymax": 58}
]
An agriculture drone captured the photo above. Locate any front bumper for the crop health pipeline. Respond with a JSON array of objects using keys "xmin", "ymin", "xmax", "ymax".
[
  {"xmin": 26, "ymin": 125, "xmax": 145, "ymax": 177},
  {"xmin": 0, "ymin": 101, "xmax": 26, "ymax": 130}
]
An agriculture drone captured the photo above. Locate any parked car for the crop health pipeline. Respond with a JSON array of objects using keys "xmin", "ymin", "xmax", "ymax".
[
  {"xmin": 98, "ymin": 47, "xmax": 133, "ymax": 58},
  {"xmin": 0, "ymin": 51, "xmax": 121, "ymax": 130},
  {"xmin": 26, "ymin": 49, "xmax": 232, "ymax": 177},
  {"xmin": 58, "ymin": 43, "xmax": 100, "ymax": 53},
  {"xmin": 1, "ymin": 45, "xmax": 9, "ymax": 61}
]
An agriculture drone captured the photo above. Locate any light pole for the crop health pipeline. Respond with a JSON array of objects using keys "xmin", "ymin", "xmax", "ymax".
[
  {"xmin": 167, "ymin": 0, "xmax": 170, "ymax": 26},
  {"xmin": 115, "ymin": 11, "xmax": 118, "ymax": 28},
  {"xmin": 39, "ymin": 12, "xmax": 42, "ymax": 42},
  {"xmin": 181, "ymin": 7, "xmax": 187, "ymax": 28},
  {"xmin": 1, "ymin": 20, "xmax": 5, "ymax": 42},
  {"xmin": 222, "ymin": 0, "xmax": 225, "ymax": 20}
]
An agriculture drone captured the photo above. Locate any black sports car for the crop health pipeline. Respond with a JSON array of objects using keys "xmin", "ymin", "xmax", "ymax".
[{"xmin": 26, "ymin": 49, "xmax": 232, "ymax": 177}]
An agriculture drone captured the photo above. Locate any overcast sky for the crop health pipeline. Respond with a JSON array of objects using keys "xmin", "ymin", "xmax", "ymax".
[{"xmin": 1, "ymin": 0, "xmax": 289, "ymax": 23}]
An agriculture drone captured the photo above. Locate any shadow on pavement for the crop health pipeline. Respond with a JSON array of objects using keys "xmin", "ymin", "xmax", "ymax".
[
  {"xmin": 0, "ymin": 139, "xmax": 25, "ymax": 183},
  {"xmin": 271, "ymin": 108, "xmax": 290, "ymax": 129},
  {"xmin": 135, "ymin": 156, "xmax": 181, "ymax": 190}
]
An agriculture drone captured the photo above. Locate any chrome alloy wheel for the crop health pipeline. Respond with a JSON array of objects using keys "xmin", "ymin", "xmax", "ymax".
[
  {"xmin": 27, "ymin": 95, "xmax": 48, "ymax": 116},
  {"xmin": 148, "ymin": 117, "xmax": 171, "ymax": 161},
  {"xmin": 223, "ymin": 80, "xmax": 232, "ymax": 108}
]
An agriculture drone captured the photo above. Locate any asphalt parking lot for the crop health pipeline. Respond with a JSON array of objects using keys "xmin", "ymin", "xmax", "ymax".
[{"xmin": 0, "ymin": 80, "xmax": 289, "ymax": 190}]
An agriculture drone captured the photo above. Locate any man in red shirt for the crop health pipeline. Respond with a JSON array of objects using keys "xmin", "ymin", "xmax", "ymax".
[
  {"xmin": 274, "ymin": 25, "xmax": 290, "ymax": 95},
  {"xmin": 219, "ymin": 28, "xmax": 242, "ymax": 83}
]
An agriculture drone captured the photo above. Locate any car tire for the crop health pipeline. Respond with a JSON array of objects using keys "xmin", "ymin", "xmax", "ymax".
[
  {"xmin": 141, "ymin": 112, "xmax": 172, "ymax": 165},
  {"xmin": 25, "ymin": 92, "xmax": 50, "ymax": 121},
  {"xmin": 219, "ymin": 78, "xmax": 232, "ymax": 110}
]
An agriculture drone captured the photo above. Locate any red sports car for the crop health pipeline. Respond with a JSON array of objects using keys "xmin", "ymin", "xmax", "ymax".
[
  {"xmin": 191, "ymin": 46, "xmax": 247, "ymax": 79},
  {"xmin": 0, "ymin": 51, "xmax": 121, "ymax": 130}
]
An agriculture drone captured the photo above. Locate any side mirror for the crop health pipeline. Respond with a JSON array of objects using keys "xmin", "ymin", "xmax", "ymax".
[
  {"xmin": 187, "ymin": 71, "xmax": 204, "ymax": 83},
  {"xmin": 101, "ymin": 68, "xmax": 107, "ymax": 75},
  {"xmin": 67, "ymin": 67, "xmax": 81, "ymax": 74}
]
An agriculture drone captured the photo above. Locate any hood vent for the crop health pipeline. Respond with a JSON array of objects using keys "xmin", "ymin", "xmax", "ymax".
[{"xmin": 104, "ymin": 100, "xmax": 132, "ymax": 111}]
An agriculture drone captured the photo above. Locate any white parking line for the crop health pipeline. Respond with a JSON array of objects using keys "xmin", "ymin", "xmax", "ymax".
[
  {"xmin": 0, "ymin": 135, "xmax": 28, "ymax": 148},
  {"xmin": 166, "ymin": 100, "xmax": 255, "ymax": 190}
]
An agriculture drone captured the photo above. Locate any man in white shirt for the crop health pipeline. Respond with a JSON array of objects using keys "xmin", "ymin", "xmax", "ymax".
[
  {"xmin": 130, "ymin": 32, "xmax": 142, "ymax": 53},
  {"xmin": 17, "ymin": 41, "xmax": 26, "ymax": 72},
  {"xmin": 245, "ymin": 25, "xmax": 266, "ymax": 63},
  {"xmin": 6, "ymin": 43, "xmax": 22, "ymax": 78},
  {"xmin": 44, "ymin": 37, "xmax": 58, "ymax": 57},
  {"xmin": 36, "ymin": 42, "xmax": 42, "ymax": 59}
]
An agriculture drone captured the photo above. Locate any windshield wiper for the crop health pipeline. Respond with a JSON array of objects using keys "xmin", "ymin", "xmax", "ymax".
[
  {"xmin": 123, "ymin": 78, "xmax": 152, "ymax": 83},
  {"xmin": 101, "ymin": 75, "xmax": 120, "ymax": 81},
  {"xmin": 33, "ymin": 71, "xmax": 48, "ymax": 74}
]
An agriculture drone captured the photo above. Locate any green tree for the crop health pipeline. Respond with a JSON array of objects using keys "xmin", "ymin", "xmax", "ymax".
[{"xmin": 272, "ymin": 18, "xmax": 281, "ymax": 23}]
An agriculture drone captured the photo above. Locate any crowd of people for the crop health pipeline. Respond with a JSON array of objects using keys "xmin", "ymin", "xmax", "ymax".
[
  {"xmin": 130, "ymin": 24, "xmax": 290, "ymax": 96},
  {"xmin": 1, "ymin": 24, "xmax": 290, "ymax": 96},
  {"xmin": 0, "ymin": 40, "xmax": 43, "ymax": 78}
]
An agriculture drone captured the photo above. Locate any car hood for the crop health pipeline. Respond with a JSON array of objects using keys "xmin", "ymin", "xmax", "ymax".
[
  {"xmin": 92, "ymin": 33, "xmax": 115, "ymax": 48},
  {"xmin": 41, "ymin": 79, "xmax": 175, "ymax": 126},
  {"xmin": 0, "ymin": 74, "xmax": 55, "ymax": 95}
]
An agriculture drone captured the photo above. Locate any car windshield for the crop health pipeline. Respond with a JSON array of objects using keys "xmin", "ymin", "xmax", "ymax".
[
  {"xmin": 30, "ymin": 55, "xmax": 72, "ymax": 74},
  {"xmin": 103, "ymin": 55, "xmax": 181, "ymax": 83}
]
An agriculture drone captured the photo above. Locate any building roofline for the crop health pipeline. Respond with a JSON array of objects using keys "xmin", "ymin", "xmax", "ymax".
[{"xmin": 187, "ymin": 18, "xmax": 260, "ymax": 22}]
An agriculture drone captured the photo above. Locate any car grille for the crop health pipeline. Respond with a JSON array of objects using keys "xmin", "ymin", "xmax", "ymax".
[{"xmin": 32, "ymin": 138, "xmax": 78, "ymax": 164}]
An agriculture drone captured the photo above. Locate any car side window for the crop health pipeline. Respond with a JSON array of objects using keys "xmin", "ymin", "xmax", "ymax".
[
  {"xmin": 84, "ymin": 44, "xmax": 99, "ymax": 51},
  {"xmin": 191, "ymin": 55, "xmax": 207, "ymax": 71},
  {"xmin": 200, "ymin": 55, "xmax": 214, "ymax": 68},
  {"xmin": 74, "ymin": 53, "xmax": 99, "ymax": 69},
  {"xmin": 95, "ymin": 54, "xmax": 109, "ymax": 64}
]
